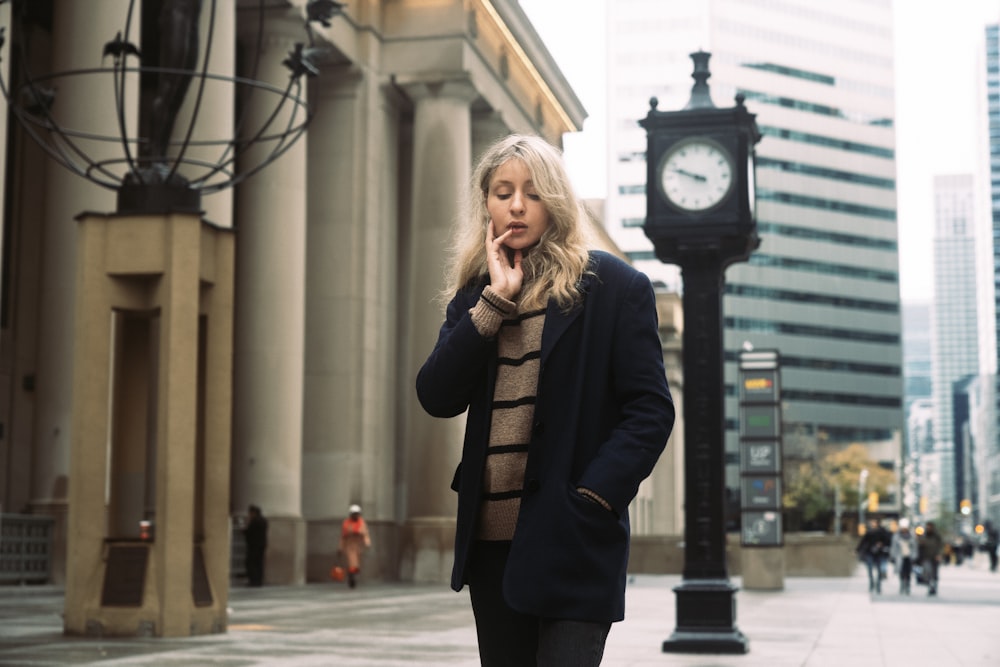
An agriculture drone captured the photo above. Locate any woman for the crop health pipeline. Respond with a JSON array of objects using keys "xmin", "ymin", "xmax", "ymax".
[{"xmin": 416, "ymin": 134, "xmax": 675, "ymax": 665}]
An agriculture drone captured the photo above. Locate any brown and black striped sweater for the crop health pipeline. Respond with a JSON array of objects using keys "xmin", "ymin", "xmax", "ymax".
[{"xmin": 470, "ymin": 285, "xmax": 543, "ymax": 541}]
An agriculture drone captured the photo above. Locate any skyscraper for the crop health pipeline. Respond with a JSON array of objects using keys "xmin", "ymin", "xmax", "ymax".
[
  {"xmin": 931, "ymin": 173, "xmax": 979, "ymax": 515},
  {"xmin": 902, "ymin": 302, "xmax": 932, "ymax": 412},
  {"xmin": 606, "ymin": 0, "xmax": 903, "ymax": 504},
  {"xmin": 979, "ymin": 21, "xmax": 1000, "ymax": 525}
]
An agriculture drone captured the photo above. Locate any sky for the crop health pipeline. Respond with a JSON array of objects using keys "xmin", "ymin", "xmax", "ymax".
[{"xmin": 519, "ymin": 0, "xmax": 1000, "ymax": 303}]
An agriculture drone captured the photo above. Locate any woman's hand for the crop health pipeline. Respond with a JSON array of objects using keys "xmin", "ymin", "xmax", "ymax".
[{"xmin": 486, "ymin": 220, "xmax": 523, "ymax": 300}]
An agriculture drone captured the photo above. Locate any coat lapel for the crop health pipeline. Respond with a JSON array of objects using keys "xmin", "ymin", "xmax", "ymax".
[{"xmin": 540, "ymin": 269, "xmax": 596, "ymax": 365}]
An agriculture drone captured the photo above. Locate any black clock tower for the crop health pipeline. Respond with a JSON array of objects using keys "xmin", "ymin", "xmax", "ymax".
[{"xmin": 640, "ymin": 51, "xmax": 760, "ymax": 654}]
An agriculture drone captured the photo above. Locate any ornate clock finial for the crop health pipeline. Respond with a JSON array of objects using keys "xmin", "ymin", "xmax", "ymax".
[{"xmin": 684, "ymin": 50, "xmax": 716, "ymax": 110}]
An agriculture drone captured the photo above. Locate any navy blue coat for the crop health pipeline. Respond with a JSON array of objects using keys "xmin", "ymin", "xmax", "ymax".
[{"xmin": 416, "ymin": 251, "xmax": 674, "ymax": 622}]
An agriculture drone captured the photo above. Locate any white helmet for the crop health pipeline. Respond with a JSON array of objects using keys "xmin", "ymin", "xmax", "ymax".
[{"xmin": 349, "ymin": 504, "xmax": 362, "ymax": 514}]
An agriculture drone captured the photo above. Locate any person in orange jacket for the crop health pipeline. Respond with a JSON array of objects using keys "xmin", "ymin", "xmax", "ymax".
[{"xmin": 339, "ymin": 504, "xmax": 371, "ymax": 588}]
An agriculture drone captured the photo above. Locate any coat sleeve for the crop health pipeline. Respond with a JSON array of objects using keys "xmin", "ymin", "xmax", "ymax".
[
  {"xmin": 576, "ymin": 269, "xmax": 675, "ymax": 512},
  {"xmin": 415, "ymin": 288, "xmax": 496, "ymax": 418}
]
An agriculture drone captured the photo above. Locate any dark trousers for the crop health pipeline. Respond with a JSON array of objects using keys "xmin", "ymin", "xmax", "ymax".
[
  {"xmin": 467, "ymin": 540, "xmax": 611, "ymax": 667},
  {"xmin": 898, "ymin": 556, "xmax": 912, "ymax": 593},
  {"xmin": 863, "ymin": 554, "xmax": 885, "ymax": 593},
  {"xmin": 246, "ymin": 549, "xmax": 265, "ymax": 586},
  {"xmin": 922, "ymin": 558, "xmax": 939, "ymax": 594}
]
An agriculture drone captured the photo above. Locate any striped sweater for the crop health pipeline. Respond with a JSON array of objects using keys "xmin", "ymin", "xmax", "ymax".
[{"xmin": 470, "ymin": 286, "xmax": 543, "ymax": 541}]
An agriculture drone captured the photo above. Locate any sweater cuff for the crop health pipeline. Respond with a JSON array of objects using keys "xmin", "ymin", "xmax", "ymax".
[
  {"xmin": 577, "ymin": 487, "xmax": 614, "ymax": 513},
  {"xmin": 470, "ymin": 286, "xmax": 516, "ymax": 337}
]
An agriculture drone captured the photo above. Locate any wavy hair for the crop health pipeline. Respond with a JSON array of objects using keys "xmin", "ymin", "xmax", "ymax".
[{"xmin": 444, "ymin": 134, "xmax": 594, "ymax": 312}]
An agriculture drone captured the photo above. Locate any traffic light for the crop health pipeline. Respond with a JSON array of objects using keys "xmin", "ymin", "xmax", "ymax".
[{"xmin": 960, "ymin": 499, "xmax": 972, "ymax": 515}]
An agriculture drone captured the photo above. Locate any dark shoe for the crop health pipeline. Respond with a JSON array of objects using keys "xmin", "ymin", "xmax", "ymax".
[{"xmin": 348, "ymin": 573, "xmax": 357, "ymax": 589}]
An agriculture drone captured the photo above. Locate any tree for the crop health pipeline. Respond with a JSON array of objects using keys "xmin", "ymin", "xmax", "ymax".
[
  {"xmin": 783, "ymin": 443, "xmax": 897, "ymax": 531},
  {"xmin": 783, "ymin": 462, "xmax": 828, "ymax": 524}
]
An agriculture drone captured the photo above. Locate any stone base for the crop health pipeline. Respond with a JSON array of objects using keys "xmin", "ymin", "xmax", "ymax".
[
  {"xmin": 64, "ymin": 541, "xmax": 227, "ymax": 638},
  {"xmin": 741, "ymin": 547, "xmax": 785, "ymax": 590},
  {"xmin": 264, "ymin": 516, "xmax": 307, "ymax": 585},
  {"xmin": 397, "ymin": 517, "xmax": 455, "ymax": 584}
]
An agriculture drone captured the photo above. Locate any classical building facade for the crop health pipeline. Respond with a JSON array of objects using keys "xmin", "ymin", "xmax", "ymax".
[{"xmin": 0, "ymin": 0, "xmax": 602, "ymax": 586}]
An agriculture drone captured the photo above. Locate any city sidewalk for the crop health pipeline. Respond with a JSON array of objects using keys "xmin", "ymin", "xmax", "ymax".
[{"xmin": 1, "ymin": 557, "xmax": 998, "ymax": 666}]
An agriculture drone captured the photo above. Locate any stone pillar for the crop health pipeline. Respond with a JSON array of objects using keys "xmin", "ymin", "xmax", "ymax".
[
  {"xmin": 399, "ymin": 77, "xmax": 477, "ymax": 583},
  {"xmin": 651, "ymin": 290, "xmax": 685, "ymax": 536},
  {"xmin": 302, "ymin": 67, "xmax": 401, "ymax": 581},
  {"xmin": 232, "ymin": 16, "xmax": 307, "ymax": 585},
  {"xmin": 0, "ymin": 0, "xmax": 9, "ymax": 258},
  {"xmin": 472, "ymin": 110, "xmax": 509, "ymax": 163},
  {"xmin": 32, "ymin": 0, "xmax": 136, "ymax": 584},
  {"xmin": 64, "ymin": 212, "xmax": 233, "ymax": 638},
  {"xmin": 174, "ymin": 0, "xmax": 235, "ymax": 228}
]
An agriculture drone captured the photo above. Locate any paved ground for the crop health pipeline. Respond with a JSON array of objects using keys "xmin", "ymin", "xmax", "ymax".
[{"xmin": 1, "ymin": 557, "xmax": 998, "ymax": 666}]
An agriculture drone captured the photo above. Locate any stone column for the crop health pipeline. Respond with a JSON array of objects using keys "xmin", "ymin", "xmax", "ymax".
[
  {"xmin": 32, "ymin": 0, "xmax": 136, "ymax": 584},
  {"xmin": 398, "ymin": 77, "xmax": 477, "ymax": 583},
  {"xmin": 472, "ymin": 110, "xmax": 509, "ymax": 164},
  {"xmin": 174, "ymin": 0, "xmax": 235, "ymax": 228},
  {"xmin": 0, "ymin": 0, "xmax": 9, "ymax": 260},
  {"xmin": 232, "ymin": 16, "xmax": 307, "ymax": 585},
  {"xmin": 301, "ymin": 67, "xmax": 401, "ymax": 580}
]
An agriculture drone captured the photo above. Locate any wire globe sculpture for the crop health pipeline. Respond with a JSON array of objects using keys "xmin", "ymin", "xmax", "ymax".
[{"xmin": 0, "ymin": 0, "xmax": 343, "ymax": 213}]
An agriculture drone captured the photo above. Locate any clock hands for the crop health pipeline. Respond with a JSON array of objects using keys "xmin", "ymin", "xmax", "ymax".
[{"xmin": 669, "ymin": 166, "xmax": 707, "ymax": 182}]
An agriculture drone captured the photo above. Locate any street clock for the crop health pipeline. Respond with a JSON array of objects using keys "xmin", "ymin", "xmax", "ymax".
[{"xmin": 639, "ymin": 51, "xmax": 761, "ymax": 265}]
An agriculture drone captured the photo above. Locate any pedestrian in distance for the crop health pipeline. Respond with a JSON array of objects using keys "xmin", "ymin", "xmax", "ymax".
[
  {"xmin": 918, "ymin": 521, "xmax": 945, "ymax": 596},
  {"xmin": 416, "ymin": 134, "xmax": 675, "ymax": 666},
  {"xmin": 889, "ymin": 518, "xmax": 918, "ymax": 594},
  {"xmin": 856, "ymin": 518, "xmax": 891, "ymax": 594},
  {"xmin": 243, "ymin": 504, "xmax": 268, "ymax": 587},
  {"xmin": 339, "ymin": 504, "xmax": 371, "ymax": 589},
  {"xmin": 983, "ymin": 520, "xmax": 999, "ymax": 573}
]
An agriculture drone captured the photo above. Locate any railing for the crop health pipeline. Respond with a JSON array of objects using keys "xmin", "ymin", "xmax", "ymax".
[
  {"xmin": 0, "ymin": 513, "xmax": 54, "ymax": 584},
  {"xmin": 0, "ymin": 514, "xmax": 251, "ymax": 585}
]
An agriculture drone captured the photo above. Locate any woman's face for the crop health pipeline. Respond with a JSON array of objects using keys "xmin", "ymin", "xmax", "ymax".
[{"xmin": 486, "ymin": 158, "xmax": 550, "ymax": 251}]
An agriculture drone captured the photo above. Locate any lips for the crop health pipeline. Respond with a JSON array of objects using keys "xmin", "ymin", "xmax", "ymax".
[{"xmin": 507, "ymin": 223, "xmax": 527, "ymax": 233}]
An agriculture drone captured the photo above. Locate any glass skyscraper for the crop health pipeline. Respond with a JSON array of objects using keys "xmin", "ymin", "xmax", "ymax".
[
  {"xmin": 605, "ymin": 0, "xmax": 903, "ymax": 506},
  {"xmin": 931, "ymin": 174, "xmax": 980, "ymax": 515},
  {"xmin": 981, "ymin": 22, "xmax": 1000, "ymax": 524}
]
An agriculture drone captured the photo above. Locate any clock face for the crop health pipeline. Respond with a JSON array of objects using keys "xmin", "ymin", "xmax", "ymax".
[{"xmin": 659, "ymin": 138, "xmax": 734, "ymax": 212}]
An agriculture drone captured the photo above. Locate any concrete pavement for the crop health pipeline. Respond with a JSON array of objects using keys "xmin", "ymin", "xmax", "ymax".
[{"xmin": 1, "ymin": 557, "xmax": 998, "ymax": 666}]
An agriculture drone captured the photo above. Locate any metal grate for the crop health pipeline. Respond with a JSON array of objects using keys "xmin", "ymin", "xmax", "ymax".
[{"xmin": 0, "ymin": 514, "xmax": 54, "ymax": 584}]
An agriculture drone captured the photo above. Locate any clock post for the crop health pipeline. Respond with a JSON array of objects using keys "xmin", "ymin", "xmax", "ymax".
[{"xmin": 640, "ymin": 51, "xmax": 760, "ymax": 654}]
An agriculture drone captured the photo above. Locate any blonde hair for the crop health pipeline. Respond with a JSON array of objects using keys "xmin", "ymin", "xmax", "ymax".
[{"xmin": 444, "ymin": 134, "xmax": 594, "ymax": 312}]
